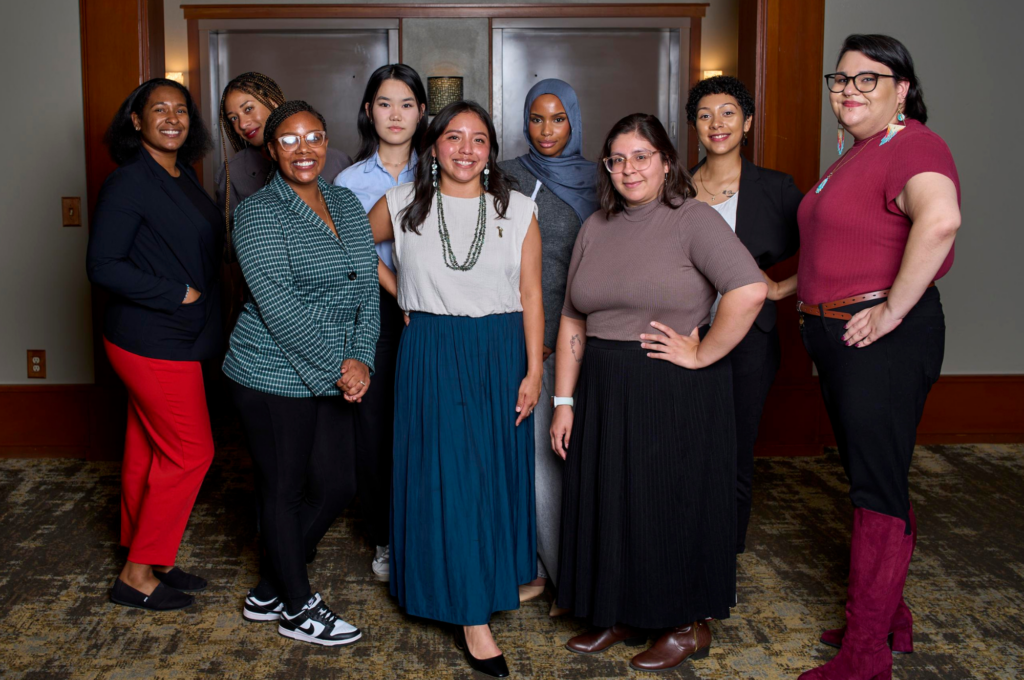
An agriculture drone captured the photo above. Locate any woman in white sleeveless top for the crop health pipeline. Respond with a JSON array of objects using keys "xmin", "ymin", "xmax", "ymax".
[{"xmin": 368, "ymin": 100, "xmax": 542, "ymax": 678}]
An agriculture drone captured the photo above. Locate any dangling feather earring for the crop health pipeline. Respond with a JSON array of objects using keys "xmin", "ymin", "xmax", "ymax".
[{"xmin": 837, "ymin": 121, "xmax": 845, "ymax": 156}]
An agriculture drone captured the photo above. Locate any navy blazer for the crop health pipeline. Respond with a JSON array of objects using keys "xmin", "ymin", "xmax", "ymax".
[
  {"xmin": 692, "ymin": 154, "xmax": 802, "ymax": 331},
  {"xmin": 87, "ymin": 150, "xmax": 223, "ymax": 360}
]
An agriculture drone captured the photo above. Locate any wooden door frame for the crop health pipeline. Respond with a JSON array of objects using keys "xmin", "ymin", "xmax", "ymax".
[{"xmin": 182, "ymin": 3, "xmax": 707, "ymax": 171}]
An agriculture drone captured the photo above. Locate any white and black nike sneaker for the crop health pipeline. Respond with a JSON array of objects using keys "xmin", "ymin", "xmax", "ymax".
[
  {"xmin": 278, "ymin": 593, "xmax": 362, "ymax": 646},
  {"xmin": 242, "ymin": 590, "xmax": 285, "ymax": 622}
]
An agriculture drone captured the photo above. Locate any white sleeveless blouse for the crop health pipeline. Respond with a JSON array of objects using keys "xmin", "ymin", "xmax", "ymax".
[{"xmin": 386, "ymin": 183, "xmax": 537, "ymax": 317}]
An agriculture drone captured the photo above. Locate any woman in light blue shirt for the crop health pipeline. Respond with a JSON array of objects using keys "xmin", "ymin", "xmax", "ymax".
[{"xmin": 334, "ymin": 64, "xmax": 427, "ymax": 582}]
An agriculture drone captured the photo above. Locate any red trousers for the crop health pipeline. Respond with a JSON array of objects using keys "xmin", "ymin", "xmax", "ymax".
[{"xmin": 104, "ymin": 338, "xmax": 215, "ymax": 565}]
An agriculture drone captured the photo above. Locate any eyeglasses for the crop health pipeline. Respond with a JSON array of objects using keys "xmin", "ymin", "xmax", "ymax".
[
  {"xmin": 603, "ymin": 150, "xmax": 659, "ymax": 174},
  {"xmin": 275, "ymin": 131, "xmax": 326, "ymax": 152},
  {"xmin": 824, "ymin": 72, "xmax": 898, "ymax": 94}
]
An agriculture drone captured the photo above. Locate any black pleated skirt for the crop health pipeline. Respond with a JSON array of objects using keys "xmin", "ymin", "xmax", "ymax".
[{"xmin": 556, "ymin": 337, "xmax": 736, "ymax": 628}]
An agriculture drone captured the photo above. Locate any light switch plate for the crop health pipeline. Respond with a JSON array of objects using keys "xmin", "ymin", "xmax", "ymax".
[{"xmin": 62, "ymin": 197, "xmax": 82, "ymax": 226}]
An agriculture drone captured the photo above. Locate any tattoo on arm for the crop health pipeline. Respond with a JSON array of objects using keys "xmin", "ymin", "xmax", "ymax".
[{"xmin": 570, "ymin": 334, "xmax": 584, "ymax": 363}]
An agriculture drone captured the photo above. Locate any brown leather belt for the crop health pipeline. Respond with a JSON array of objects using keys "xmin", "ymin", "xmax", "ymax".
[{"xmin": 798, "ymin": 283, "xmax": 935, "ymax": 321}]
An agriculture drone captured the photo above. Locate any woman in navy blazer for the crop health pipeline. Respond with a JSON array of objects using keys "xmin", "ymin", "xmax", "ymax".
[
  {"xmin": 687, "ymin": 76, "xmax": 802, "ymax": 555},
  {"xmin": 87, "ymin": 78, "xmax": 221, "ymax": 611}
]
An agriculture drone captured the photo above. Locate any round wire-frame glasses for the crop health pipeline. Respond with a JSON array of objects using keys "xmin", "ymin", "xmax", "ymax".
[{"xmin": 603, "ymin": 150, "xmax": 659, "ymax": 174}]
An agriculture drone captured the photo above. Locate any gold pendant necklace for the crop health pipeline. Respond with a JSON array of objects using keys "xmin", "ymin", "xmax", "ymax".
[{"xmin": 698, "ymin": 166, "xmax": 738, "ymax": 203}]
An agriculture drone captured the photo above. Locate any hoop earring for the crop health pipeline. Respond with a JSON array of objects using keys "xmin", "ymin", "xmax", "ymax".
[
  {"xmin": 483, "ymin": 164, "xmax": 490, "ymax": 191},
  {"xmin": 431, "ymin": 158, "xmax": 438, "ymax": 189}
]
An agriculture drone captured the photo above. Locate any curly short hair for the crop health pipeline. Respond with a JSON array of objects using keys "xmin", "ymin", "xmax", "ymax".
[
  {"xmin": 104, "ymin": 78, "xmax": 211, "ymax": 166},
  {"xmin": 685, "ymin": 75, "xmax": 755, "ymax": 126},
  {"xmin": 263, "ymin": 100, "xmax": 328, "ymax": 144}
]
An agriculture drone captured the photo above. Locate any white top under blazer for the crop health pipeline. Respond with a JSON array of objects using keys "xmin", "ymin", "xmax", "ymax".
[{"xmin": 385, "ymin": 183, "xmax": 537, "ymax": 317}]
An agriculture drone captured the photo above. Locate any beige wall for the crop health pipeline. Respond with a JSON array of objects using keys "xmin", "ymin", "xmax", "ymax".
[
  {"xmin": 819, "ymin": 0, "xmax": 1024, "ymax": 373},
  {"xmin": 0, "ymin": 0, "xmax": 93, "ymax": 384}
]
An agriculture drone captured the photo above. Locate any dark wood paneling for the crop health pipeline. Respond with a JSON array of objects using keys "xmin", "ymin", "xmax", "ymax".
[
  {"xmin": 687, "ymin": 16, "xmax": 702, "ymax": 169},
  {"xmin": 182, "ymin": 4, "xmax": 711, "ymax": 20},
  {"xmin": 77, "ymin": 0, "xmax": 164, "ymax": 460},
  {"xmin": 4, "ymin": 376, "xmax": 1019, "ymax": 459}
]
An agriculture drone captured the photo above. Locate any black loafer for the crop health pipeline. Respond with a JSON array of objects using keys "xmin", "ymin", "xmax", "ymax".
[
  {"xmin": 110, "ymin": 579, "xmax": 194, "ymax": 611},
  {"xmin": 454, "ymin": 626, "xmax": 510, "ymax": 678},
  {"xmin": 153, "ymin": 567, "xmax": 207, "ymax": 592}
]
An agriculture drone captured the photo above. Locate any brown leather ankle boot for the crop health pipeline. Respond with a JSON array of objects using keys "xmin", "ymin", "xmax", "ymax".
[
  {"xmin": 565, "ymin": 624, "xmax": 647, "ymax": 654},
  {"xmin": 629, "ymin": 621, "xmax": 712, "ymax": 672}
]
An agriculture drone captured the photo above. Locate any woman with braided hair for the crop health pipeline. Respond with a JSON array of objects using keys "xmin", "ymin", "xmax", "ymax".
[
  {"xmin": 216, "ymin": 72, "xmax": 352, "ymax": 227},
  {"xmin": 216, "ymin": 73, "xmax": 352, "ymax": 332}
]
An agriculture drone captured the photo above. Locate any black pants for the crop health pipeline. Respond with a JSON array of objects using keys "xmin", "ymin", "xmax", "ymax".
[
  {"xmin": 730, "ymin": 323, "xmax": 781, "ymax": 553},
  {"xmin": 801, "ymin": 287, "xmax": 945, "ymax": 527},
  {"xmin": 354, "ymin": 289, "xmax": 405, "ymax": 548},
  {"xmin": 230, "ymin": 379, "xmax": 357, "ymax": 614}
]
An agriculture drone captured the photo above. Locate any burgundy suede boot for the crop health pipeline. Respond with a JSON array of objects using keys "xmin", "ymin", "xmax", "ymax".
[
  {"xmin": 820, "ymin": 504, "xmax": 916, "ymax": 654},
  {"xmin": 799, "ymin": 508, "xmax": 908, "ymax": 680}
]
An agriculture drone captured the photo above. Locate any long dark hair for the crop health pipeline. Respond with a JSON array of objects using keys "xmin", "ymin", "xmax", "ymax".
[
  {"xmin": 104, "ymin": 78, "xmax": 211, "ymax": 166},
  {"xmin": 219, "ymin": 71, "xmax": 286, "ymax": 153},
  {"xmin": 399, "ymin": 100, "xmax": 513, "ymax": 234},
  {"xmin": 838, "ymin": 34, "xmax": 927, "ymax": 123},
  {"xmin": 597, "ymin": 113, "xmax": 695, "ymax": 217},
  {"xmin": 355, "ymin": 64, "xmax": 428, "ymax": 163}
]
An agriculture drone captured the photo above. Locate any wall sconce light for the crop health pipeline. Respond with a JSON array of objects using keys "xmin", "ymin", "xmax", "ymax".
[
  {"xmin": 428, "ymin": 76, "xmax": 463, "ymax": 115},
  {"xmin": 165, "ymin": 72, "xmax": 185, "ymax": 85},
  {"xmin": 703, "ymin": 70, "xmax": 723, "ymax": 80}
]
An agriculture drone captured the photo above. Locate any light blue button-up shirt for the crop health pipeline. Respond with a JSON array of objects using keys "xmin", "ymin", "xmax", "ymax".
[{"xmin": 335, "ymin": 149, "xmax": 418, "ymax": 271}]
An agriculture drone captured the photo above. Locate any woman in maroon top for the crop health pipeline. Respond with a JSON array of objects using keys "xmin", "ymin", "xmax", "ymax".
[{"xmin": 793, "ymin": 35, "xmax": 961, "ymax": 680}]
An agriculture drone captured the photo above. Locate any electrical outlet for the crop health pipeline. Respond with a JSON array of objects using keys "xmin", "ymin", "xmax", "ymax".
[
  {"xmin": 62, "ymin": 197, "xmax": 82, "ymax": 226},
  {"xmin": 27, "ymin": 350, "xmax": 46, "ymax": 379}
]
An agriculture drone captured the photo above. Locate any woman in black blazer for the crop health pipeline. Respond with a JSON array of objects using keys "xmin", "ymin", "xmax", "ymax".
[
  {"xmin": 86, "ymin": 78, "xmax": 221, "ymax": 611},
  {"xmin": 687, "ymin": 76, "xmax": 802, "ymax": 555}
]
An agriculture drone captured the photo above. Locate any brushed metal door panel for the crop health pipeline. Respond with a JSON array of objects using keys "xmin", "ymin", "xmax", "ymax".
[{"xmin": 500, "ymin": 29, "xmax": 673, "ymax": 163}]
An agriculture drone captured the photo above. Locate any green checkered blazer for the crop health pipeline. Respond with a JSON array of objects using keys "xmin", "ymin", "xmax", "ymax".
[{"xmin": 222, "ymin": 173, "xmax": 380, "ymax": 397}]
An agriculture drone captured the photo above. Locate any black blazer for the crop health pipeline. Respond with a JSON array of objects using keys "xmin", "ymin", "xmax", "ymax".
[
  {"xmin": 87, "ymin": 150, "xmax": 223, "ymax": 360},
  {"xmin": 692, "ymin": 154, "xmax": 802, "ymax": 332}
]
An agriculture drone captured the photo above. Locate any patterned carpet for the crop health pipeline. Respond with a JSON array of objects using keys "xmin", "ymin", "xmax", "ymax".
[{"xmin": 1, "ymin": 433, "xmax": 1021, "ymax": 679}]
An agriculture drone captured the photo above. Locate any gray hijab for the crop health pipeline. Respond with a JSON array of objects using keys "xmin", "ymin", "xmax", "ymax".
[{"xmin": 516, "ymin": 79, "xmax": 599, "ymax": 224}]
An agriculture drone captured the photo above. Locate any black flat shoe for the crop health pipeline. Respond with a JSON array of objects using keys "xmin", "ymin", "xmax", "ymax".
[
  {"xmin": 454, "ymin": 626, "xmax": 510, "ymax": 678},
  {"xmin": 110, "ymin": 579, "xmax": 194, "ymax": 611},
  {"xmin": 153, "ymin": 567, "xmax": 207, "ymax": 592}
]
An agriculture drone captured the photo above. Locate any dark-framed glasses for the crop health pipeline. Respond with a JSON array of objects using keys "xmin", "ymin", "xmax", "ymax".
[
  {"xmin": 603, "ymin": 150, "xmax": 659, "ymax": 174},
  {"xmin": 275, "ymin": 130, "xmax": 326, "ymax": 152},
  {"xmin": 825, "ymin": 72, "xmax": 898, "ymax": 94}
]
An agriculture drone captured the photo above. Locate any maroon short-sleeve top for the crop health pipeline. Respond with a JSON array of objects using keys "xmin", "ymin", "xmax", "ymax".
[
  {"xmin": 561, "ymin": 198, "xmax": 763, "ymax": 341},
  {"xmin": 797, "ymin": 119, "xmax": 960, "ymax": 305}
]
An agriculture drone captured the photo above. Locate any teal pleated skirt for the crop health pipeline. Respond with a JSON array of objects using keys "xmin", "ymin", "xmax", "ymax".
[{"xmin": 390, "ymin": 312, "xmax": 536, "ymax": 625}]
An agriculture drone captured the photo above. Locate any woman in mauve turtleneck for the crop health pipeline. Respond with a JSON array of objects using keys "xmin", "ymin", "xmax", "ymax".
[{"xmin": 551, "ymin": 113, "xmax": 766, "ymax": 673}]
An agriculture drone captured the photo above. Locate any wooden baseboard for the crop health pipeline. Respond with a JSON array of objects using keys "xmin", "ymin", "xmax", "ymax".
[
  {"xmin": 1, "ymin": 376, "xmax": 1021, "ymax": 459},
  {"xmin": 0, "ymin": 384, "xmax": 124, "ymax": 461},
  {"xmin": 762, "ymin": 375, "xmax": 1024, "ymax": 456}
]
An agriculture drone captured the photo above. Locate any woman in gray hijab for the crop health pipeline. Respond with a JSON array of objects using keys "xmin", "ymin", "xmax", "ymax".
[{"xmin": 498, "ymin": 79, "xmax": 599, "ymax": 615}]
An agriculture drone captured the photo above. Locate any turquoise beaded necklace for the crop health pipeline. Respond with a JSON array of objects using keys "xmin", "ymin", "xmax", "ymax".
[{"xmin": 436, "ymin": 191, "xmax": 488, "ymax": 271}]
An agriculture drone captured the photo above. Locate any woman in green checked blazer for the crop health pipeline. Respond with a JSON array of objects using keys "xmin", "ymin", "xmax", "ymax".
[{"xmin": 222, "ymin": 101, "xmax": 379, "ymax": 647}]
